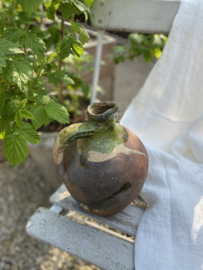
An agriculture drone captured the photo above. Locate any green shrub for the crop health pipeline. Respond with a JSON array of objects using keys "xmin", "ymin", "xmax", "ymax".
[{"xmin": 0, "ymin": 0, "xmax": 93, "ymax": 166}]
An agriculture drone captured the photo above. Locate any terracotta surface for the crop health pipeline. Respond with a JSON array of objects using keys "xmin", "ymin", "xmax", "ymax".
[{"xmin": 54, "ymin": 102, "xmax": 148, "ymax": 216}]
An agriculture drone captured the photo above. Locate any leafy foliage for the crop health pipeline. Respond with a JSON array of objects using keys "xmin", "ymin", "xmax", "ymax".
[
  {"xmin": 0, "ymin": 0, "xmax": 94, "ymax": 166},
  {"xmin": 60, "ymin": 2, "xmax": 75, "ymax": 20},
  {"xmin": 19, "ymin": 122, "xmax": 41, "ymax": 144},
  {"xmin": 60, "ymin": 35, "xmax": 83, "ymax": 59},
  {"xmin": 4, "ymin": 26, "xmax": 25, "ymax": 43},
  {"xmin": 0, "ymin": 39, "xmax": 23, "ymax": 56},
  {"xmin": 25, "ymin": 34, "xmax": 46, "ymax": 59},
  {"xmin": 6, "ymin": 60, "xmax": 33, "ymax": 90},
  {"xmin": 29, "ymin": 105, "xmax": 48, "ymax": 130},
  {"xmin": 73, "ymin": 23, "xmax": 90, "ymax": 44},
  {"xmin": 111, "ymin": 33, "xmax": 167, "ymax": 64},
  {"xmin": 18, "ymin": 0, "xmax": 43, "ymax": 14},
  {"xmin": 45, "ymin": 102, "xmax": 69, "ymax": 124},
  {"xmin": 3, "ymin": 133, "xmax": 29, "ymax": 167}
]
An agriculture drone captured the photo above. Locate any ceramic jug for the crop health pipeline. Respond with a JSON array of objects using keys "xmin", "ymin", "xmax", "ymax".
[{"xmin": 53, "ymin": 102, "xmax": 148, "ymax": 216}]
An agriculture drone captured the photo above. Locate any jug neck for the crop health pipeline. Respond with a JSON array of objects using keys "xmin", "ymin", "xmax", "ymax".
[
  {"xmin": 87, "ymin": 102, "xmax": 118, "ymax": 126},
  {"xmin": 53, "ymin": 102, "xmax": 119, "ymax": 166}
]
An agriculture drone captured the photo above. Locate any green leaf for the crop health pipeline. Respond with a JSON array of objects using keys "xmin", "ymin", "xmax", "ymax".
[
  {"xmin": 4, "ymin": 27, "xmax": 25, "ymax": 44},
  {"xmin": 153, "ymin": 34, "xmax": 163, "ymax": 47},
  {"xmin": 0, "ymin": 18, "xmax": 6, "ymax": 36},
  {"xmin": 0, "ymin": 39, "xmax": 23, "ymax": 55},
  {"xmin": 55, "ymin": 71, "xmax": 74, "ymax": 84},
  {"xmin": 0, "ymin": 52, "xmax": 6, "ymax": 73},
  {"xmin": 20, "ymin": 122, "xmax": 41, "ymax": 144},
  {"xmin": 129, "ymin": 33, "xmax": 144, "ymax": 45},
  {"xmin": 0, "ymin": 130, "xmax": 5, "ymax": 140},
  {"xmin": 40, "ymin": 95, "xmax": 51, "ymax": 105},
  {"xmin": 18, "ymin": 0, "xmax": 43, "ymax": 14},
  {"xmin": 60, "ymin": 36, "xmax": 83, "ymax": 59},
  {"xmin": 48, "ymin": 70, "xmax": 74, "ymax": 86},
  {"xmin": 47, "ymin": 5, "xmax": 56, "ymax": 20},
  {"xmin": 3, "ymin": 133, "xmax": 29, "ymax": 166},
  {"xmin": 73, "ymin": 0, "xmax": 89, "ymax": 20},
  {"xmin": 18, "ymin": 99, "xmax": 27, "ymax": 110},
  {"xmin": 0, "ymin": 119, "xmax": 10, "ymax": 139},
  {"xmin": 29, "ymin": 105, "xmax": 47, "ymax": 130},
  {"xmin": 60, "ymin": 2, "xmax": 75, "ymax": 20},
  {"xmin": 47, "ymin": 73, "xmax": 60, "ymax": 86},
  {"xmin": 15, "ymin": 109, "xmax": 36, "ymax": 130},
  {"xmin": 60, "ymin": 36, "xmax": 72, "ymax": 59},
  {"xmin": 73, "ymin": 23, "xmax": 90, "ymax": 44},
  {"xmin": 85, "ymin": 0, "xmax": 94, "ymax": 7},
  {"xmin": 154, "ymin": 48, "xmax": 162, "ymax": 59},
  {"xmin": 23, "ymin": 86, "xmax": 34, "ymax": 99},
  {"xmin": 44, "ymin": 115, "xmax": 54, "ymax": 126},
  {"xmin": 46, "ymin": 0, "xmax": 62, "ymax": 20},
  {"xmin": 15, "ymin": 111, "xmax": 23, "ymax": 129},
  {"xmin": 24, "ymin": 56, "xmax": 38, "ymax": 69},
  {"xmin": 21, "ymin": 110, "xmax": 36, "ymax": 121},
  {"xmin": 144, "ymin": 51, "xmax": 152, "ymax": 62},
  {"xmin": 2, "ymin": 99, "xmax": 19, "ymax": 121},
  {"xmin": 26, "ymin": 34, "xmax": 46, "ymax": 59},
  {"xmin": 17, "ymin": 11, "xmax": 36, "ymax": 25},
  {"xmin": 72, "ymin": 38, "xmax": 84, "ymax": 56},
  {"xmin": 42, "ymin": 62, "xmax": 59, "ymax": 74},
  {"xmin": 49, "ymin": 95, "xmax": 58, "ymax": 103},
  {"xmin": 45, "ymin": 102, "xmax": 69, "ymax": 124},
  {"xmin": 0, "ymin": 92, "xmax": 12, "ymax": 113},
  {"xmin": 6, "ymin": 60, "xmax": 33, "ymax": 90},
  {"xmin": 33, "ymin": 90, "xmax": 51, "ymax": 105},
  {"xmin": 0, "ymin": 119, "xmax": 8, "ymax": 134},
  {"xmin": 44, "ymin": 27, "xmax": 60, "ymax": 49}
]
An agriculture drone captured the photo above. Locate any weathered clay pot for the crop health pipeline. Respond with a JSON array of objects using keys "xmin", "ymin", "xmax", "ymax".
[{"xmin": 53, "ymin": 102, "xmax": 148, "ymax": 216}]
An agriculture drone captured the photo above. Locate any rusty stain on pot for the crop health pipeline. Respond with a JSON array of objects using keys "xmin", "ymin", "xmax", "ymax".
[{"xmin": 53, "ymin": 102, "xmax": 148, "ymax": 216}]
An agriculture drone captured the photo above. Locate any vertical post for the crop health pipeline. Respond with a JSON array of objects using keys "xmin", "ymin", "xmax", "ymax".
[{"xmin": 91, "ymin": 29, "xmax": 105, "ymax": 104}]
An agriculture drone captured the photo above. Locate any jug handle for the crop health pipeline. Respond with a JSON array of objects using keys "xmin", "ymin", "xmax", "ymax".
[{"xmin": 53, "ymin": 121, "xmax": 98, "ymax": 166}]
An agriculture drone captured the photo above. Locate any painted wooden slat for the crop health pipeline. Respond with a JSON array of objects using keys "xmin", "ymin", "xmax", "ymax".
[
  {"xmin": 26, "ymin": 207, "xmax": 134, "ymax": 270},
  {"xmin": 50, "ymin": 184, "xmax": 145, "ymax": 236},
  {"xmin": 70, "ymin": 215, "xmax": 135, "ymax": 243},
  {"xmin": 91, "ymin": 0, "xmax": 180, "ymax": 34}
]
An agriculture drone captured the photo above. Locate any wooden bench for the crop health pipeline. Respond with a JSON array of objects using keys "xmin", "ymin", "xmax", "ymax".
[{"xmin": 26, "ymin": 1, "xmax": 180, "ymax": 269}]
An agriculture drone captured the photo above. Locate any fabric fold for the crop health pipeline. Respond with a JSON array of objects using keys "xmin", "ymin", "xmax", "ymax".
[{"xmin": 121, "ymin": 0, "xmax": 203, "ymax": 269}]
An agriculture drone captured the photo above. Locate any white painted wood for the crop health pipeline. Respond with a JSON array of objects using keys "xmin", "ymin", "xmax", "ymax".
[
  {"xmin": 50, "ymin": 184, "xmax": 145, "ymax": 236},
  {"xmin": 50, "ymin": 204, "xmax": 63, "ymax": 214},
  {"xmin": 91, "ymin": 29, "xmax": 105, "ymax": 104},
  {"xmin": 26, "ymin": 207, "xmax": 134, "ymax": 270},
  {"xmin": 70, "ymin": 215, "xmax": 135, "ymax": 243},
  {"xmin": 91, "ymin": 0, "xmax": 180, "ymax": 34}
]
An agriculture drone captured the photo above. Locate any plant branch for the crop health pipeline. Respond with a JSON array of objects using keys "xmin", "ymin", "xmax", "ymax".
[
  {"xmin": 32, "ymin": 61, "xmax": 44, "ymax": 87},
  {"xmin": 59, "ymin": 18, "xmax": 64, "ymax": 105},
  {"xmin": 23, "ymin": 37, "xmax": 28, "ymax": 56}
]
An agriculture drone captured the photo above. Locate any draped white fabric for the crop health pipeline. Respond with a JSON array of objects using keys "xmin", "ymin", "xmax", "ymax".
[{"xmin": 120, "ymin": 0, "xmax": 203, "ymax": 269}]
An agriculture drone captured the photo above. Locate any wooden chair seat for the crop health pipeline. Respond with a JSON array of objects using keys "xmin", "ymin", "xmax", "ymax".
[{"xmin": 26, "ymin": 184, "xmax": 146, "ymax": 270}]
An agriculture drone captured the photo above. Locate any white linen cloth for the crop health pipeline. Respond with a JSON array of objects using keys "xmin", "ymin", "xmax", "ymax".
[{"xmin": 120, "ymin": 0, "xmax": 203, "ymax": 269}]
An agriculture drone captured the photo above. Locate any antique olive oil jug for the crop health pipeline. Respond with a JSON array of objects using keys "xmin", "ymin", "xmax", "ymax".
[{"xmin": 53, "ymin": 102, "xmax": 148, "ymax": 216}]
